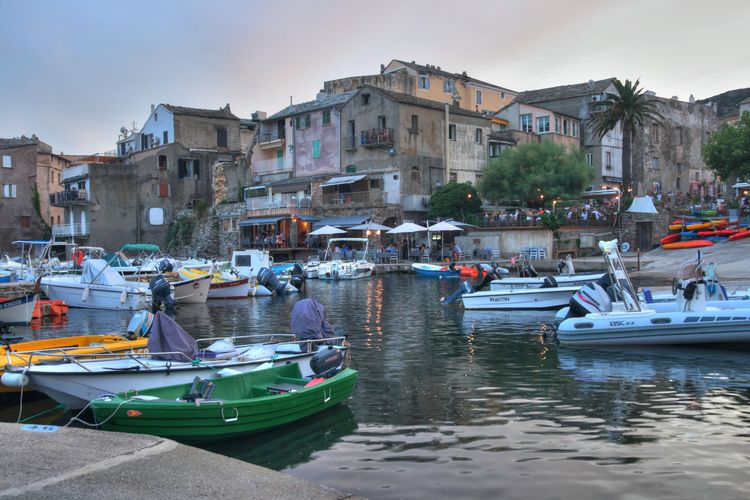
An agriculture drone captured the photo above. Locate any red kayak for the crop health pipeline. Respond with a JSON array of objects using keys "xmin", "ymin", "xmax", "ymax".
[
  {"xmin": 659, "ymin": 233, "xmax": 681, "ymax": 245},
  {"xmin": 696, "ymin": 229, "xmax": 738, "ymax": 237},
  {"xmin": 662, "ymin": 240, "xmax": 714, "ymax": 250},
  {"xmin": 729, "ymin": 230, "xmax": 750, "ymax": 241}
]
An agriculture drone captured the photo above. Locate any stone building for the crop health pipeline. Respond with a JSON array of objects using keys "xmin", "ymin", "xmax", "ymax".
[
  {"xmin": 632, "ymin": 96, "xmax": 719, "ymax": 198},
  {"xmin": 697, "ymin": 87, "xmax": 750, "ymax": 125},
  {"xmin": 494, "ymin": 101, "xmax": 583, "ymax": 153},
  {"xmin": 0, "ymin": 136, "xmax": 68, "ymax": 253}
]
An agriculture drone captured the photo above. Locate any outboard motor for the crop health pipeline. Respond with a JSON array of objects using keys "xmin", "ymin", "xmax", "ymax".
[
  {"xmin": 541, "ymin": 276, "xmax": 558, "ymax": 289},
  {"xmin": 157, "ymin": 259, "xmax": 174, "ymax": 273},
  {"xmin": 126, "ymin": 310, "xmax": 155, "ymax": 339},
  {"xmin": 310, "ymin": 346, "xmax": 345, "ymax": 378},
  {"xmin": 257, "ymin": 267, "xmax": 290, "ymax": 295},
  {"xmin": 566, "ymin": 282, "xmax": 612, "ymax": 318},
  {"xmin": 149, "ymin": 275, "xmax": 176, "ymax": 313},
  {"xmin": 520, "ymin": 262, "xmax": 538, "ymax": 278},
  {"xmin": 289, "ymin": 263, "xmax": 305, "ymax": 291}
]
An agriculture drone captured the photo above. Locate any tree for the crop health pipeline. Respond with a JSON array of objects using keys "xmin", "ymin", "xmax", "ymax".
[
  {"xmin": 429, "ymin": 182, "xmax": 482, "ymax": 222},
  {"xmin": 478, "ymin": 141, "xmax": 593, "ymax": 204},
  {"xmin": 589, "ymin": 78, "xmax": 664, "ymax": 194},
  {"xmin": 703, "ymin": 112, "xmax": 750, "ymax": 181}
]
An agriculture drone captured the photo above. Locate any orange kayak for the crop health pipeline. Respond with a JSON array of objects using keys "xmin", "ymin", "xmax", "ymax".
[
  {"xmin": 662, "ymin": 240, "xmax": 714, "ymax": 250},
  {"xmin": 659, "ymin": 233, "xmax": 681, "ymax": 245}
]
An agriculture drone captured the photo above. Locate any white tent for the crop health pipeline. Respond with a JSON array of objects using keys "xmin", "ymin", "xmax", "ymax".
[
  {"xmin": 308, "ymin": 225, "xmax": 347, "ymax": 236},
  {"xmin": 626, "ymin": 196, "xmax": 658, "ymax": 214}
]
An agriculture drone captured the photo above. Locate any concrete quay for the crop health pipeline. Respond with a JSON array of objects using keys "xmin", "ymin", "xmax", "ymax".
[{"xmin": 0, "ymin": 423, "xmax": 360, "ymax": 499}]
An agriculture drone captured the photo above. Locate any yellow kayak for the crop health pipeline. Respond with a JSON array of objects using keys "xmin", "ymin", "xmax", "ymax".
[
  {"xmin": 178, "ymin": 267, "xmax": 233, "ymax": 284},
  {"xmin": 0, "ymin": 335, "xmax": 147, "ymax": 393}
]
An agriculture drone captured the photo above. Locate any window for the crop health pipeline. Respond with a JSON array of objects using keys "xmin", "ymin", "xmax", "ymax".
[
  {"xmin": 695, "ymin": 171, "xmax": 700, "ymax": 181},
  {"xmin": 178, "ymin": 159, "xmax": 200, "ymax": 179},
  {"xmin": 676, "ymin": 127, "xmax": 684, "ymax": 145},
  {"xmin": 20, "ymin": 216, "xmax": 30, "ymax": 228},
  {"xmin": 154, "ymin": 112, "xmax": 158, "ymax": 121},
  {"xmin": 585, "ymin": 153, "xmax": 594, "ymax": 166},
  {"xmin": 369, "ymin": 178, "xmax": 381, "ymax": 189},
  {"xmin": 377, "ymin": 115, "xmax": 386, "ymax": 129},
  {"xmin": 536, "ymin": 116, "xmax": 550, "ymax": 133},
  {"xmin": 217, "ymin": 128, "xmax": 228, "ymax": 148},
  {"xmin": 295, "ymin": 116, "xmax": 301, "ymax": 130},
  {"xmin": 163, "ymin": 131, "xmax": 168, "ymax": 144},
  {"xmin": 158, "ymin": 155, "xmax": 167, "ymax": 170},
  {"xmin": 475, "ymin": 128, "xmax": 483, "ymax": 144},
  {"xmin": 276, "ymin": 150, "xmax": 284, "ymax": 168},
  {"xmin": 159, "ymin": 182, "xmax": 169, "ymax": 197},
  {"xmin": 418, "ymin": 74, "xmax": 430, "ymax": 89},
  {"xmin": 149, "ymin": 208, "xmax": 164, "ymax": 226},
  {"xmin": 563, "ymin": 119, "xmax": 569, "ymax": 135},
  {"xmin": 652, "ymin": 157, "xmax": 660, "ymax": 169},
  {"xmin": 489, "ymin": 143, "xmax": 502, "ymax": 157},
  {"xmin": 605, "ymin": 151, "xmax": 612, "ymax": 169},
  {"xmin": 304, "ymin": 114, "xmax": 311, "ymax": 128},
  {"xmin": 676, "ymin": 176, "xmax": 681, "ymax": 189},
  {"xmin": 2, "ymin": 184, "xmax": 17, "ymax": 198},
  {"xmin": 501, "ymin": 92, "xmax": 505, "ymax": 99},
  {"xmin": 411, "ymin": 166, "xmax": 421, "ymax": 184},
  {"xmin": 361, "ymin": 94, "xmax": 370, "ymax": 105},
  {"xmin": 322, "ymin": 110, "xmax": 331, "ymax": 125},
  {"xmin": 347, "ymin": 120, "xmax": 356, "ymax": 148},
  {"xmin": 2, "ymin": 155, "xmax": 11, "ymax": 168},
  {"xmin": 444, "ymin": 79, "xmax": 455, "ymax": 93},
  {"xmin": 312, "ymin": 140, "xmax": 321, "ymax": 158},
  {"xmin": 476, "ymin": 90, "xmax": 482, "ymax": 105},
  {"xmin": 555, "ymin": 117, "xmax": 561, "ymax": 133},
  {"xmin": 449, "ymin": 172, "xmax": 457, "ymax": 183},
  {"xmin": 520, "ymin": 114, "xmax": 533, "ymax": 132},
  {"xmin": 410, "ymin": 115, "xmax": 419, "ymax": 132},
  {"xmin": 448, "ymin": 124, "xmax": 456, "ymax": 140},
  {"xmin": 572, "ymin": 122, "xmax": 578, "ymax": 137}
]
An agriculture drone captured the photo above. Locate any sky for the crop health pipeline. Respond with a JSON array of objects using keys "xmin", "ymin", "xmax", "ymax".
[{"xmin": 1, "ymin": 0, "xmax": 749, "ymax": 154}]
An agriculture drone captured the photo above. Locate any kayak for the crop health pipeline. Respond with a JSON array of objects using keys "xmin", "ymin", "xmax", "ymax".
[
  {"xmin": 662, "ymin": 240, "xmax": 715, "ymax": 250},
  {"xmin": 728, "ymin": 230, "xmax": 750, "ymax": 241},
  {"xmin": 680, "ymin": 232, "xmax": 698, "ymax": 240},
  {"xmin": 659, "ymin": 233, "xmax": 681, "ymax": 245},
  {"xmin": 696, "ymin": 229, "xmax": 737, "ymax": 237},
  {"xmin": 668, "ymin": 223, "xmax": 685, "ymax": 231}
]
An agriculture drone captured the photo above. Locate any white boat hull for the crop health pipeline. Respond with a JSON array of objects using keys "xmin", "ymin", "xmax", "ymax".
[
  {"xmin": 11, "ymin": 345, "xmax": 337, "ymax": 409},
  {"xmin": 318, "ymin": 261, "xmax": 374, "ymax": 280},
  {"xmin": 557, "ymin": 308, "xmax": 750, "ymax": 346},
  {"xmin": 462, "ymin": 286, "xmax": 580, "ymax": 310},
  {"xmin": 172, "ymin": 274, "xmax": 211, "ymax": 304},
  {"xmin": 489, "ymin": 272, "xmax": 605, "ymax": 291},
  {"xmin": 207, "ymin": 278, "xmax": 250, "ymax": 299},
  {"xmin": 41, "ymin": 277, "xmax": 151, "ymax": 311},
  {"xmin": 0, "ymin": 294, "xmax": 38, "ymax": 324}
]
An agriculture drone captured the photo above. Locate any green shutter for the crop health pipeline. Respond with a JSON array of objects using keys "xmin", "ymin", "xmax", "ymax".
[{"xmin": 312, "ymin": 140, "xmax": 321, "ymax": 158}]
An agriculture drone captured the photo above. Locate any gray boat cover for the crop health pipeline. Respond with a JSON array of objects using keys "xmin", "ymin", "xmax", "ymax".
[
  {"xmin": 146, "ymin": 311, "xmax": 199, "ymax": 361},
  {"xmin": 291, "ymin": 298, "xmax": 336, "ymax": 341},
  {"xmin": 80, "ymin": 259, "xmax": 128, "ymax": 286}
]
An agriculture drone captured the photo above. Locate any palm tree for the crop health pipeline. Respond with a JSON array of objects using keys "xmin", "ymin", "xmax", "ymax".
[{"xmin": 589, "ymin": 78, "xmax": 663, "ymax": 195}]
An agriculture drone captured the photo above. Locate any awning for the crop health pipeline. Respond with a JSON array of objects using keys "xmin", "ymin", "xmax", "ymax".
[
  {"xmin": 271, "ymin": 181, "xmax": 311, "ymax": 193},
  {"xmin": 239, "ymin": 216, "xmax": 283, "ymax": 227},
  {"xmin": 312, "ymin": 215, "xmax": 369, "ymax": 229},
  {"xmin": 293, "ymin": 215, "xmax": 318, "ymax": 222},
  {"xmin": 245, "ymin": 185, "xmax": 266, "ymax": 191},
  {"xmin": 321, "ymin": 175, "xmax": 367, "ymax": 188}
]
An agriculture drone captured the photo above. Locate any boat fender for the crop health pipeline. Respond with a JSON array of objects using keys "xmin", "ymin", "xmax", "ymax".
[
  {"xmin": 82, "ymin": 286, "xmax": 90, "ymax": 302},
  {"xmin": 216, "ymin": 368, "xmax": 242, "ymax": 377},
  {"xmin": 119, "ymin": 290, "xmax": 127, "ymax": 304},
  {"xmin": 1, "ymin": 371, "xmax": 29, "ymax": 388}
]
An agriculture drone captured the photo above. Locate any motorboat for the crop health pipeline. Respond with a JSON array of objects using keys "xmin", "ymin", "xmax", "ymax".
[
  {"xmin": 40, "ymin": 259, "xmax": 153, "ymax": 311},
  {"xmin": 555, "ymin": 240, "xmax": 750, "ymax": 346},
  {"xmin": 489, "ymin": 254, "xmax": 605, "ymax": 291},
  {"xmin": 317, "ymin": 238, "xmax": 375, "ymax": 280},
  {"xmin": 178, "ymin": 267, "xmax": 272, "ymax": 298},
  {"xmin": 230, "ymin": 249, "xmax": 272, "ymax": 280},
  {"xmin": 90, "ymin": 363, "xmax": 358, "ymax": 443},
  {"xmin": 0, "ymin": 292, "xmax": 38, "ymax": 324},
  {"xmin": 412, "ymin": 263, "xmax": 460, "ymax": 278},
  {"xmin": 306, "ymin": 256, "xmax": 320, "ymax": 279},
  {"xmin": 460, "ymin": 284, "xmax": 582, "ymax": 310},
  {"xmin": 128, "ymin": 271, "xmax": 212, "ymax": 304},
  {"xmin": 4, "ymin": 312, "xmax": 350, "ymax": 409}
]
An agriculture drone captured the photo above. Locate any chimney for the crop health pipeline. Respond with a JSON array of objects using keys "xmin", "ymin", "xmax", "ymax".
[
  {"xmin": 151, "ymin": 104, "xmax": 155, "ymax": 113},
  {"xmin": 689, "ymin": 94, "xmax": 695, "ymax": 103},
  {"xmin": 380, "ymin": 64, "xmax": 385, "ymax": 74}
]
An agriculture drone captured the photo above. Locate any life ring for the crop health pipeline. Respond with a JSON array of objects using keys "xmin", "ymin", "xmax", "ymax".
[
  {"xmin": 620, "ymin": 242, "xmax": 631, "ymax": 252},
  {"xmin": 73, "ymin": 250, "xmax": 85, "ymax": 266}
]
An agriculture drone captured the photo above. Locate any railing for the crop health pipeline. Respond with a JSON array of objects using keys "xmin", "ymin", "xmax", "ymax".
[
  {"xmin": 252, "ymin": 158, "xmax": 291, "ymax": 175},
  {"xmin": 360, "ymin": 128, "xmax": 394, "ymax": 147},
  {"xmin": 257, "ymin": 131, "xmax": 285, "ymax": 148},
  {"xmin": 246, "ymin": 194, "xmax": 313, "ymax": 211},
  {"xmin": 49, "ymin": 190, "xmax": 89, "ymax": 206},
  {"xmin": 321, "ymin": 190, "xmax": 383, "ymax": 206},
  {"xmin": 52, "ymin": 223, "xmax": 89, "ymax": 238}
]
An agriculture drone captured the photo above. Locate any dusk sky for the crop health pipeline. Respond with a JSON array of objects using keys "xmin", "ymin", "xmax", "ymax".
[{"xmin": 1, "ymin": 0, "xmax": 748, "ymax": 154}]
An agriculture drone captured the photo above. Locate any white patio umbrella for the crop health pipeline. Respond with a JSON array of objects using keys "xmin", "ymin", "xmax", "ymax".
[
  {"xmin": 308, "ymin": 225, "xmax": 347, "ymax": 236},
  {"xmin": 386, "ymin": 222, "xmax": 428, "ymax": 234},
  {"xmin": 348, "ymin": 222, "xmax": 393, "ymax": 231},
  {"xmin": 427, "ymin": 221, "xmax": 463, "ymax": 259}
]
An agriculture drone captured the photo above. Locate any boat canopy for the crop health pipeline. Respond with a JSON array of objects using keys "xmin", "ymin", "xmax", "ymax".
[
  {"xmin": 103, "ymin": 253, "xmax": 129, "ymax": 267},
  {"xmin": 80, "ymin": 259, "xmax": 128, "ymax": 286},
  {"xmin": 120, "ymin": 243, "xmax": 161, "ymax": 254}
]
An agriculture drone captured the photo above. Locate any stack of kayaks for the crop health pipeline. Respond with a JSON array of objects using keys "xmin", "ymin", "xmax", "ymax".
[{"xmin": 660, "ymin": 217, "xmax": 749, "ymax": 249}]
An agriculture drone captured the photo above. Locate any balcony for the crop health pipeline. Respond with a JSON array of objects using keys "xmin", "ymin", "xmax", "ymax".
[
  {"xmin": 50, "ymin": 190, "xmax": 90, "ymax": 206},
  {"xmin": 360, "ymin": 128, "xmax": 394, "ymax": 149},
  {"xmin": 52, "ymin": 223, "xmax": 89, "ymax": 238},
  {"xmin": 257, "ymin": 131, "xmax": 285, "ymax": 150},
  {"xmin": 246, "ymin": 193, "xmax": 314, "ymax": 217},
  {"xmin": 322, "ymin": 190, "xmax": 384, "ymax": 207},
  {"xmin": 252, "ymin": 158, "xmax": 292, "ymax": 176}
]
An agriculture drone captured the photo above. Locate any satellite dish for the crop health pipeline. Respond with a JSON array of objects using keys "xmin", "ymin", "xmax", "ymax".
[
  {"xmin": 120, "ymin": 126, "xmax": 128, "ymax": 134},
  {"xmin": 620, "ymin": 242, "xmax": 631, "ymax": 252}
]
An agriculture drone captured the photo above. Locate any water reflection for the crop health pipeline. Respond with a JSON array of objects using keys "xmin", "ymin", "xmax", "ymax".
[{"xmin": 8, "ymin": 275, "xmax": 750, "ymax": 499}]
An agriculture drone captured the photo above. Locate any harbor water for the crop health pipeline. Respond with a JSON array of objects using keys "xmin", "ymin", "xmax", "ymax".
[{"xmin": 6, "ymin": 273, "xmax": 750, "ymax": 498}]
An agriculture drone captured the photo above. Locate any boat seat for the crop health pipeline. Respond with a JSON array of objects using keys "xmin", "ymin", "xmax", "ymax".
[
  {"xmin": 642, "ymin": 288, "xmax": 654, "ymax": 303},
  {"xmin": 267, "ymin": 382, "xmax": 306, "ymax": 394}
]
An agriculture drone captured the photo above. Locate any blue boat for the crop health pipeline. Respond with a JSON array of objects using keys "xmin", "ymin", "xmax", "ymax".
[{"xmin": 411, "ymin": 263, "xmax": 460, "ymax": 278}]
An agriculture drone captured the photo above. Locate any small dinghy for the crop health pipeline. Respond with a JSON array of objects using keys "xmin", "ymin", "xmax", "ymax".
[{"xmin": 412, "ymin": 262, "xmax": 460, "ymax": 278}]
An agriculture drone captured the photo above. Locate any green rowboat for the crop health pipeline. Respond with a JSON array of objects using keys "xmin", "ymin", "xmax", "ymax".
[{"xmin": 91, "ymin": 364, "xmax": 358, "ymax": 443}]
